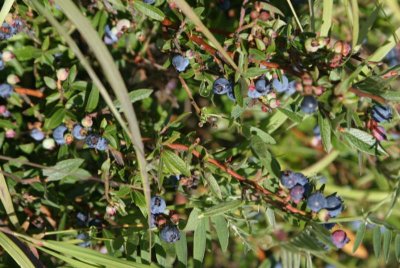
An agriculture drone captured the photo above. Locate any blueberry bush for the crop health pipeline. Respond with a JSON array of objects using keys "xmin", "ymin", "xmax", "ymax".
[{"xmin": 0, "ymin": 0, "xmax": 399, "ymax": 267}]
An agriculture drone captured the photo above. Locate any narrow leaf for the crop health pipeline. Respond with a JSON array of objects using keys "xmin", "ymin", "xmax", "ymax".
[
  {"xmin": 161, "ymin": 150, "xmax": 190, "ymax": 177},
  {"xmin": 211, "ymin": 216, "xmax": 229, "ymax": 253},
  {"xmin": 352, "ymin": 222, "xmax": 366, "ymax": 253},
  {"xmin": 318, "ymin": 113, "xmax": 332, "ymax": 152},
  {"xmin": 175, "ymin": 232, "xmax": 187, "ymax": 266},
  {"xmin": 0, "ymin": 168, "xmax": 20, "ymax": 229},
  {"xmin": 383, "ymin": 229, "xmax": 392, "ymax": 263},
  {"xmin": 198, "ymin": 200, "xmax": 242, "ymax": 218},
  {"xmin": 395, "ymin": 234, "xmax": 400, "ymax": 261},
  {"xmin": 320, "ymin": 0, "xmax": 333, "ymax": 36},
  {"xmin": 0, "ymin": 232, "xmax": 35, "ymax": 268},
  {"xmin": 133, "ymin": 1, "xmax": 165, "ymax": 21},
  {"xmin": 193, "ymin": 218, "xmax": 207, "ymax": 263},
  {"xmin": 373, "ymin": 227, "xmax": 381, "ymax": 258}
]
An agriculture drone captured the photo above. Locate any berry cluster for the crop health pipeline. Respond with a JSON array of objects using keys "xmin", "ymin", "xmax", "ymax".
[
  {"xmin": 280, "ymin": 171, "xmax": 349, "ymax": 248},
  {"xmin": 103, "ymin": 19, "xmax": 131, "ymax": 45},
  {"xmin": 0, "ymin": 16, "xmax": 24, "ymax": 40},
  {"xmin": 150, "ymin": 196, "xmax": 180, "ymax": 243},
  {"xmin": 368, "ymin": 104, "xmax": 393, "ymax": 141}
]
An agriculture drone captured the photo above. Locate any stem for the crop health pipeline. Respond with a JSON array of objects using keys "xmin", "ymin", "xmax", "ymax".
[{"xmin": 301, "ymin": 150, "xmax": 340, "ymax": 176}]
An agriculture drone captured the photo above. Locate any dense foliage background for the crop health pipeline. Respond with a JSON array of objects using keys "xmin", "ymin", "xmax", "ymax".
[{"xmin": 0, "ymin": 0, "xmax": 399, "ymax": 267}]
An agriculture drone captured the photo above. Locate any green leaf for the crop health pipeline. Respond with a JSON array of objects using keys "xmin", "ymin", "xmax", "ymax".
[
  {"xmin": 395, "ymin": 234, "xmax": 400, "ymax": 261},
  {"xmin": 43, "ymin": 159, "xmax": 89, "ymax": 182},
  {"xmin": 193, "ymin": 218, "xmax": 207, "ymax": 263},
  {"xmin": 320, "ymin": 0, "xmax": 333, "ymax": 36},
  {"xmin": 184, "ymin": 208, "xmax": 200, "ymax": 231},
  {"xmin": 44, "ymin": 76, "xmax": 57, "ymax": 90},
  {"xmin": 0, "ymin": 232, "xmax": 35, "ymax": 268},
  {"xmin": 13, "ymin": 46, "xmax": 42, "ymax": 61},
  {"xmin": 161, "ymin": 150, "xmax": 190, "ymax": 177},
  {"xmin": 277, "ymin": 107, "xmax": 303, "ymax": 124},
  {"xmin": 353, "ymin": 222, "xmax": 366, "ymax": 253},
  {"xmin": 174, "ymin": 232, "xmax": 187, "ymax": 266},
  {"xmin": 0, "ymin": 0, "xmax": 14, "ymax": 26},
  {"xmin": 204, "ymin": 173, "xmax": 222, "ymax": 199},
  {"xmin": 318, "ymin": 113, "xmax": 332, "ymax": 152},
  {"xmin": 249, "ymin": 126, "xmax": 276, "ymax": 144},
  {"xmin": 342, "ymin": 128, "xmax": 387, "ymax": 156},
  {"xmin": 44, "ymin": 108, "xmax": 65, "ymax": 130},
  {"xmin": 211, "ymin": 216, "xmax": 229, "ymax": 252},
  {"xmin": 250, "ymin": 135, "xmax": 281, "ymax": 178},
  {"xmin": 243, "ymin": 67, "xmax": 268, "ymax": 78},
  {"xmin": 198, "ymin": 200, "xmax": 242, "ymax": 218},
  {"xmin": 383, "ymin": 229, "xmax": 392, "ymax": 263},
  {"xmin": 85, "ymin": 86, "xmax": 100, "ymax": 112},
  {"xmin": 114, "ymin": 89, "xmax": 153, "ymax": 108},
  {"xmin": 34, "ymin": 245, "xmax": 97, "ymax": 268},
  {"xmin": 357, "ymin": 5, "xmax": 380, "ymax": 48},
  {"xmin": 350, "ymin": 0, "xmax": 359, "ymax": 48},
  {"xmin": 373, "ymin": 227, "xmax": 381, "ymax": 258},
  {"xmin": 133, "ymin": 1, "xmax": 165, "ymax": 21}
]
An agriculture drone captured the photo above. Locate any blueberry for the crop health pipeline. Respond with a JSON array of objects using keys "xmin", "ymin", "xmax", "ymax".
[
  {"xmin": 72, "ymin": 124, "xmax": 87, "ymax": 140},
  {"xmin": 372, "ymin": 126, "xmax": 387, "ymax": 141},
  {"xmin": 0, "ymin": 60, "xmax": 4, "ymax": 71},
  {"xmin": 300, "ymin": 95, "xmax": 318, "ymax": 114},
  {"xmin": 0, "ymin": 83, "xmax": 13, "ymax": 98},
  {"xmin": 30, "ymin": 128, "xmax": 45, "ymax": 141},
  {"xmin": 143, "ymin": 0, "xmax": 156, "ymax": 4},
  {"xmin": 307, "ymin": 192, "xmax": 327, "ymax": 212},
  {"xmin": 52, "ymin": 124, "xmax": 68, "ymax": 145},
  {"xmin": 248, "ymin": 79, "xmax": 271, "ymax": 99},
  {"xmin": 151, "ymin": 196, "xmax": 166, "ymax": 214},
  {"xmin": 227, "ymin": 87, "xmax": 236, "ymax": 102},
  {"xmin": 331, "ymin": 230, "xmax": 350, "ymax": 248},
  {"xmin": 371, "ymin": 104, "xmax": 392, "ymax": 123},
  {"xmin": 88, "ymin": 218, "xmax": 103, "ymax": 228},
  {"xmin": 280, "ymin": 171, "xmax": 297, "ymax": 189},
  {"xmin": 323, "ymin": 223, "xmax": 336, "ymax": 230},
  {"xmin": 325, "ymin": 194, "xmax": 343, "ymax": 217},
  {"xmin": 76, "ymin": 212, "xmax": 89, "ymax": 227},
  {"xmin": 85, "ymin": 134, "xmax": 108, "ymax": 151},
  {"xmin": 290, "ymin": 184, "xmax": 305, "ymax": 203},
  {"xmin": 213, "ymin": 77, "xmax": 232, "ymax": 95},
  {"xmin": 272, "ymin": 75, "xmax": 289, "ymax": 93},
  {"xmin": 172, "ymin": 55, "xmax": 190, "ymax": 72},
  {"xmin": 286, "ymin": 81, "xmax": 297, "ymax": 96},
  {"xmin": 291, "ymin": 172, "xmax": 309, "ymax": 186},
  {"xmin": 313, "ymin": 125, "xmax": 321, "ymax": 137},
  {"xmin": 217, "ymin": 0, "xmax": 231, "ymax": 11},
  {"xmin": 76, "ymin": 233, "xmax": 91, "ymax": 248},
  {"xmin": 160, "ymin": 224, "xmax": 180, "ymax": 243},
  {"xmin": 104, "ymin": 25, "xmax": 118, "ymax": 45}
]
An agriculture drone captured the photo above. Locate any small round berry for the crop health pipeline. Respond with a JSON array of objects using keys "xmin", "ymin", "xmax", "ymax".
[
  {"xmin": 104, "ymin": 25, "xmax": 119, "ymax": 45},
  {"xmin": 56, "ymin": 68, "xmax": 69, "ymax": 81},
  {"xmin": 371, "ymin": 104, "xmax": 392, "ymax": 123},
  {"xmin": 273, "ymin": 75, "xmax": 289, "ymax": 93},
  {"xmin": 7, "ymin": 74, "xmax": 19, "ymax": 85},
  {"xmin": 169, "ymin": 210, "xmax": 180, "ymax": 224},
  {"xmin": 143, "ymin": 0, "xmax": 156, "ymax": 4},
  {"xmin": 300, "ymin": 95, "xmax": 318, "ymax": 114},
  {"xmin": 116, "ymin": 19, "xmax": 131, "ymax": 32},
  {"xmin": 331, "ymin": 230, "xmax": 350, "ymax": 248},
  {"xmin": 106, "ymin": 205, "xmax": 117, "ymax": 216},
  {"xmin": 248, "ymin": 79, "xmax": 271, "ymax": 99},
  {"xmin": 0, "ymin": 60, "xmax": 4, "ymax": 71},
  {"xmin": 42, "ymin": 138, "xmax": 56, "ymax": 150},
  {"xmin": 150, "ymin": 196, "xmax": 166, "ymax": 214},
  {"xmin": 290, "ymin": 184, "xmax": 305, "ymax": 203},
  {"xmin": 53, "ymin": 124, "xmax": 68, "ymax": 145},
  {"xmin": 72, "ymin": 124, "xmax": 87, "ymax": 140},
  {"xmin": 160, "ymin": 225, "xmax": 180, "ymax": 243},
  {"xmin": 317, "ymin": 208, "xmax": 330, "ymax": 222},
  {"xmin": 5, "ymin": 129, "xmax": 16, "ymax": 138},
  {"xmin": 85, "ymin": 134, "xmax": 108, "ymax": 151},
  {"xmin": 30, "ymin": 128, "xmax": 45, "ymax": 141},
  {"xmin": 323, "ymin": 223, "xmax": 336, "ymax": 230},
  {"xmin": 280, "ymin": 171, "xmax": 297, "ymax": 189},
  {"xmin": 291, "ymin": 172, "xmax": 309, "ymax": 186},
  {"xmin": 213, "ymin": 77, "xmax": 232, "ymax": 95},
  {"xmin": 81, "ymin": 116, "xmax": 93, "ymax": 128},
  {"xmin": 2, "ymin": 51, "xmax": 14, "ymax": 62},
  {"xmin": 325, "ymin": 194, "xmax": 343, "ymax": 218},
  {"xmin": 313, "ymin": 125, "xmax": 321, "ymax": 137},
  {"xmin": 172, "ymin": 55, "xmax": 190, "ymax": 72},
  {"xmin": 0, "ymin": 83, "xmax": 13, "ymax": 98},
  {"xmin": 307, "ymin": 192, "xmax": 327, "ymax": 212},
  {"xmin": 64, "ymin": 133, "xmax": 74, "ymax": 145},
  {"xmin": 217, "ymin": 0, "xmax": 231, "ymax": 10},
  {"xmin": 372, "ymin": 126, "xmax": 387, "ymax": 141},
  {"xmin": 227, "ymin": 87, "xmax": 236, "ymax": 101},
  {"xmin": 76, "ymin": 233, "xmax": 91, "ymax": 248}
]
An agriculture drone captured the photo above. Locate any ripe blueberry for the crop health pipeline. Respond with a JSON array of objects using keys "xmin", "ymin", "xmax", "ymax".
[
  {"xmin": 290, "ymin": 184, "xmax": 305, "ymax": 203},
  {"xmin": 331, "ymin": 230, "xmax": 350, "ymax": 248},
  {"xmin": 280, "ymin": 171, "xmax": 309, "ymax": 189},
  {"xmin": 104, "ymin": 25, "xmax": 119, "ymax": 45},
  {"xmin": 371, "ymin": 104, "xmax": 392, "ymax": 123},
  {"xmin": 300, "ymin": 95, "xmax": 318, "ymax": 114},
  {"xmin": 76, "ymin": 233, "xmax": 91, "ymax": 248},
  {"xmin": 0, "ymin": 83, "xmax": 13, "ymax": 98},
  {"xmin": 85, "ymin": 134, "xmax": 108, "ymax": 151},
  {"xmin": 307, "ymin": 192, "xmax": 327, "ymax": 212},
  {"xmin": 217, "ymin": 0, "xmax": 231, "ymax": 11},
  {"xmin": 172, "ymin": 55, "xmax": 190, "ymax": 72},
  {"xmin": 227, "ymin": 87, "xmax": 236, "ymax": 101},
  {"xmin": 160, "ymin": 224, "xmax": 180, "ymax": 243},
  {"xmin": 325, "ymin": 194, "xmax": 343, "ymax": 217},
  {"xmin": 72, "ymin": 124, "xmax": 87, "ymax": 140},
  {"xmin": 30, "ymin": 128, "xmax": 45, "ymax": 141},
  {"xmin": 213, "ymin": 77, "xmax": 232, "ymax": 95},
  {"xmin": 272, "ymin": 75, "xmax": 289, "ymax": 93},
  {"xmin": 151, "ymin": 196, "xmax": 166, "ymax": 214},
  {"xmin": 248, "ymin": 78, "xmax": 271, "ymax": 99},
  {"xmin": 52, "ymin": 124, "xmax": 68, "ymax": 145},
  {"xmin": 372, "ymin": 125, "xmax": 387, "ymax": 141}
]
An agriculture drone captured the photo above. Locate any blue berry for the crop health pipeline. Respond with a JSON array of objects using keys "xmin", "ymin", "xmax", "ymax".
[
  {"xmin": 323, "ymin": 223, "xmax": 336, "ymax": 230},
  {"xmin": 371, "ymin": 104, "xmax": 392, "ymax": 123},
  {"xmin": 52, "ymin": 124, "xmax": 68, "ymax": 145},
  {"xmin": 331, "ymin": 230, "xmax": 350, "ymax": 248},
  {"xmin": 151, "ymin": 196, "xmax": 166, "ymax": 214},
  {"xmin": 76, "ymin": 212, "xmax": 89, "ymax": 227},
  {"xmin": 213, "ymin": 77, "xmax": 232, "ymax": 95},
  {"xmin": 72, "ymin": 124, "xmax": 87, "ymax": 140},
  {"xmin": 0, "ymin": 83, "xmax": 13, "ymax": 98},
  {"xmin": 217, "ymin": 0, "xmax": 231, "ymax": 11},
  {"xmin": 248, "ymin": 79, "xmax": 271, "ymax": 99},
  {"xmin": 280, "ymin": 171, "xmax": 297, "ymax": 189},
  {"xmin": 307, "ymin": 192, "xmax": 327, "ymax": 212},
  {"xmin": 227, "ymin": 87, "xmax": 236, "ymax": 102},
  {"xmin": 160, "ymin": 225, "xmax": 180, "ymax": 243},
  {"xmin": 30, "ymin": 128, "xmax": 45, "ymax": 141},
  {"xmin": 291, "ymin": 172, "xmax": 309, "ymax": 186},
  {"xmin": 104, "ymin": 25, "xmax": 118, "ymax": 45},
  {"xmin": 172, "ymin": 55, "xmax": 189, "ymax": 72},
  {"xmin": 272, "ymin": 75, "xmax": 289, "ymax": 93},
  {"xmin": 325, "ymin": 194, "xmax": 343, "ymax": 217},
  {"xmin": 143, "ymin": 0, "xmax": 156, "ymax": 4},
  {"xmin": 313, "ymin": 125, "xmax": 321, "ymax": 137},
  {"xmin": 285, "ymin": 81, "xmax": 297, "ymax": 96},
  {"xmin": 0, "ymin": 59, "xmax": 4, "ymax": 71},
  {"xmin": 290, "ymin": 184, "xmax": 305, "ymax": 203},
  {"xmin": 85, "ymin": 134, "xmax": 108, "ymax": 151},
  {"xmin": 76, "ymin": 233, "xmax": 91, "ymax": 248},
  {"xmin": 300, "ymin": 95, "xmax": 318, "ymax": 114}
]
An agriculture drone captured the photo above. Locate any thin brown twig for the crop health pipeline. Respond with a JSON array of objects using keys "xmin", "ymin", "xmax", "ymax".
[{"xmin": 178, "ymin": 75, "xmax": 201, "ymax": 115}]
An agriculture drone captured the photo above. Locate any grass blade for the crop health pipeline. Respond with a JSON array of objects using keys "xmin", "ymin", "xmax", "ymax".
[
  {"xmin": 320, "ymin": 0, "xmax": 333, "ymax": 36},
  {"xmin": 0, "ymin": 0, "xmax": 14, "ymax": 26},
  {"xmin": 0, "ymin": 232, "xmax": 35, "ymax": 268},
  {"xmin": 286, "ymin": 0, "xmax": 304, "ymax": 32},
  {"xmin": 0, "ymin": 167, "xmax": 20, "ymax": 230},
  {"xmin": 350, "ymin": 0, "xmax": 360, "ymax": 49},
  {"xmin": 352, "ymin": 222, "xmax": 366, "ymax": 253},
  {"xmin": 383, "ymin": 229, "xmax": 392, "ymax": 263},
  {"xmin": 373, "ymin": 226, "xmax": 381, "ymax": 258}
]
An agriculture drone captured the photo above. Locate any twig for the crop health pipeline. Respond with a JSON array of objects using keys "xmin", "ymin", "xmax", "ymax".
[
  {"xmin": 178, "ymin": 75, "xmax": 201, "ymax": 115},
  {"xmin": 349, "ymin": 87, "xmax": 386, "ymax": 104}
]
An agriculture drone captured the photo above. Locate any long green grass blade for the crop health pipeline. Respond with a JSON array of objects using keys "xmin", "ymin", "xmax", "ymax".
[
  {"xmin": 350, "ymin": 0, "xmax": 359, "ymax": 49},
  {"xmin": 0, "ymin": 232, "xmax": 35, "ymax": 268},
  {"xmin": 0, "ymin": 0, "xmax": 14, "ymax": 26},
  {"xmin": 174, "ymin": 0, "xmax": 239, "ymax": 73},
  {"xmin": 34, "ymin": 246, "xmax": 97, "ymax": 268},
  {"xmin": 320, "ymin": 0, "xmax": 333, "ymax": 36},
  {"xmin": 0, "ymin": 167, "xmax": 20, "ymax": 230}
]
